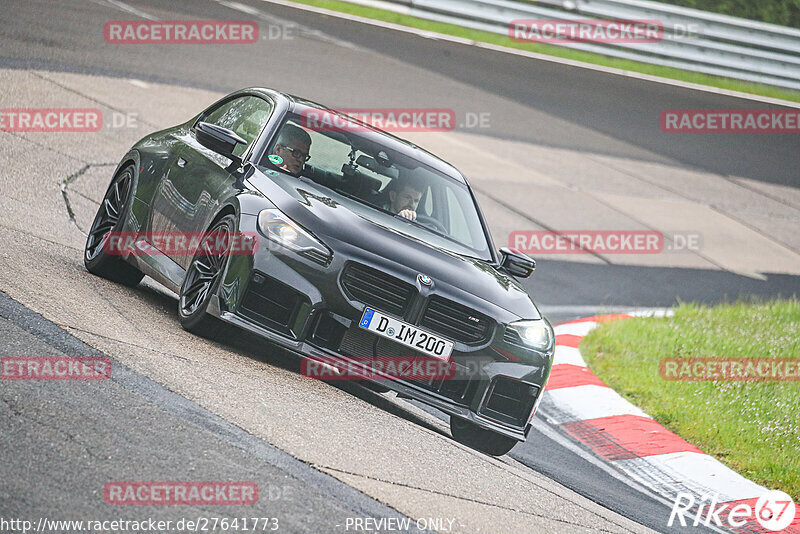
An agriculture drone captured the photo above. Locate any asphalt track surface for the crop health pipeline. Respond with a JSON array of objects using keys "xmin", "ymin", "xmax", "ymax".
[
  {"xmin": 3, "ymin": 0, "xmax": 799, "ymax": 307},
  {"xmin": 3, "ymin": 0, "xmax": 798, "ymax": 188},
  {"xmin": 0, "ymin": 0, "xmax": 797, "ymax": 532},
  {"xmin": 0, "ymin": 291, "xmax": 427, "ymax": 533}
]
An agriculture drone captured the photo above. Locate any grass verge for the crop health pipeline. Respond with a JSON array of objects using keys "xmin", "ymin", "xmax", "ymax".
[
  {"xmin": 286, "ymin": 0, "xmax": 800, "ymax": 103},
  {"xmin": 580, "ymin": 300, "xmax": 800, "ymax": 500}
]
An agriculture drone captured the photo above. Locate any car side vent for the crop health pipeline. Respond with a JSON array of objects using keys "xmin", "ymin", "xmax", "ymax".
[
  {"xmin": 300, "ymin": 247, "xmax": 331, "ymax": 266},
  {"xmin": 340, "ymin": 263, "xmax": 415, "ymax": 316},
  {"xmin": 420, "ymin": 296, "xmax": 491, "ymax": 344},
  {"xmin": 240, "ymin": 272, "xmax": 306, "ymax": 337},
  {"xmin": 480, "ymin": 378, "xmax": 539, "ymax": 427}
]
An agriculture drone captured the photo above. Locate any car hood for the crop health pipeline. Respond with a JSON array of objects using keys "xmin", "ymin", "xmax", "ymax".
[{"xmin": 247, "ymin": 168, "xmax": 540, "ymax": 320}]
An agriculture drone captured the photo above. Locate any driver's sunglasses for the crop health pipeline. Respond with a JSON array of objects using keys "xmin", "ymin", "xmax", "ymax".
[{"xmin": 281, "ymin": 145, "xmax": 311, "ymax": 162}]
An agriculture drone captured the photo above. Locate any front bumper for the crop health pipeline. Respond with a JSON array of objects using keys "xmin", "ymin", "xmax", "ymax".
[{"xmin": 210, "ymin": 214, "xmax": 553, "ymax": 441}]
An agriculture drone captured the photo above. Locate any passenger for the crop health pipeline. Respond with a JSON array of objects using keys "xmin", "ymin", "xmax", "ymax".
[{"xmin": 271, "ymin": 124, "xmax": 312, "ymax": 175}]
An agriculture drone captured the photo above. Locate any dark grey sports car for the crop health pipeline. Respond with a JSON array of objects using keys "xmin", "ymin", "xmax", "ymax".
[{"xmin": 84, "ymin": 88, "xmax": 554, "ymax": 455}]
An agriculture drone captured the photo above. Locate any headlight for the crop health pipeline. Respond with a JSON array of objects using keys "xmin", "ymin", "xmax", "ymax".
[
  {"xmin": 507, "ymin": 319, "xmax": 553, "ymax": 352},
  {"xmin": 257, "ymin": 208, "xmax": 331, "ymax": 264}
]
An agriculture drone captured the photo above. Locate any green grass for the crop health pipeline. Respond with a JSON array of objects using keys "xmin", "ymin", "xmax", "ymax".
[
  {"xmin": 580, "ymin": 300, "xmax": 800, "ymax": 500},
  {"xmin": 289, "ymin": 0, "xmax": 800, "ymax": 103}
]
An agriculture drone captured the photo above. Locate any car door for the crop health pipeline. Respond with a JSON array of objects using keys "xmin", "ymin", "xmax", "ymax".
[{"xmin": 149, "ymin": 94, "xmax": 274, "ymax": 269}]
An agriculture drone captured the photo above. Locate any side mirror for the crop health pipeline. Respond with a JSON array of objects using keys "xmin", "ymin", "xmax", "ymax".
[
  {"xmin": 194, "ymin": 121, "xmax": 246, "ymax": 164},
  {"xmin": 499, "ymin": 247, "xmax": 535, "ymax": 278}
]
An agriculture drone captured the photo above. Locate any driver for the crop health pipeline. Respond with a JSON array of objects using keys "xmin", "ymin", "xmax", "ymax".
[
  {"xmin": 383, "ymin": 175, "xmax": 424, "ymax": 221},
  {"xmin": 271, "ymin": 124, "xmax": 312, "ymax": 175}
]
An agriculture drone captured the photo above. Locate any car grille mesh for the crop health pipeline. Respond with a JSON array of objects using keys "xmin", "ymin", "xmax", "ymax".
[
  {"xmin": 341, "ymin": 263, "xmax": 493, "ymax": 345},
  {"xmin": 340, "ymin": 263, "xmax": 414, "ymax": 316},
  {"xmin": 421, "ymin": 296, "xmax": 491, "ymax": 344}
]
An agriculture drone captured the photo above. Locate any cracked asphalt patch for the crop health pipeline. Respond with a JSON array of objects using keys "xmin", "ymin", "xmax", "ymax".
[{"xmin": 60, "ymin": 162, "xmax": 116, "ymax": 232}]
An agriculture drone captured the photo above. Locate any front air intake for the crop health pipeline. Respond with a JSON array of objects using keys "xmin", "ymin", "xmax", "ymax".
[
  {"xmin": 420, "ymin": 296, "xmax": 491, "ymax": 344},
  {"xmin": 340, "ymin": 262, "xmax": 415, "ymax": 316}
]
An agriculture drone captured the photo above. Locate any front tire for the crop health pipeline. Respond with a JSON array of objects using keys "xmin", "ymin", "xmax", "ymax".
[
  {"xmin": 84, "ymin": 164, "xmax": 144, "ymax": 286},
  {"xmin": 450, "ymin": 417, "xmax": 518, "ymax": 456},
  {"xmin": 178, "ymin": 214, "xmax": 236, "ymax": 336}
]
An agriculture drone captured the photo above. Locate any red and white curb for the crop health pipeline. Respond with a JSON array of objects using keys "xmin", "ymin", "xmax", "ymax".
[{"xmin": 539, "ymin": 312, "xmax": 799, "ymax": 533}]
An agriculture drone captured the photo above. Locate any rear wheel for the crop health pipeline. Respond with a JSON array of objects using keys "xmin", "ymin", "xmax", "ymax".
[
  {"xmin": 84, "ymin": 164, "xmax": 144, "ymax": 286},
  {"xmin": 450, "ymin": 417, "xmax": 518, "ymax": 456},
  {"xmin": 178, "ymin": 214, "xmax": 236, "ymax": 336}
]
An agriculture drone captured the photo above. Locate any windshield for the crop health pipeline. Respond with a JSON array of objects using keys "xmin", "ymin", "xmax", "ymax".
[{"xmin": 258, "ymin": 110, "xmax": 492, "ymax": 260}]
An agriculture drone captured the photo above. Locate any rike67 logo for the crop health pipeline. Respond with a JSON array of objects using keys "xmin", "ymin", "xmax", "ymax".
[{"xmin": 669, "ymin": 490, "xmax": 797, "ymax": 532}]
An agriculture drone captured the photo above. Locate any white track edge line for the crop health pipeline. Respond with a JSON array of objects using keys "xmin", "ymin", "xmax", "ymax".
[{"xmin": 550, "ymin": 311, "xmax": 785, "ymax": 528}]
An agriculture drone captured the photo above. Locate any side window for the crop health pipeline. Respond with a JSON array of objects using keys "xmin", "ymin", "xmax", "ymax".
[
  {"xmin": 201, "ymin": 96, "xmax": 273, "ymax": 157},
  {"xmin": 290, "ymin": 121, "xmax": 350, "ymax": 174},
  {"xmin": 421, "ymin": 186, "xmax": 433, "ymax": 217},
  {"xmin": 446, "ymin": 187, "xmax": 472, "ymax": 245}
]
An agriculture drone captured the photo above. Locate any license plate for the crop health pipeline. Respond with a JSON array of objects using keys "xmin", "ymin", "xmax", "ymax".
[{"xmin": 358, "ymin": 307, "xmax": 454, "ymax": 360}]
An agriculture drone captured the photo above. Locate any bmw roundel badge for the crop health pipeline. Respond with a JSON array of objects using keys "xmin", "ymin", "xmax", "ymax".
[{"xmin": 417, "ymin": 274, "xmax": 432, "ymax": 286}]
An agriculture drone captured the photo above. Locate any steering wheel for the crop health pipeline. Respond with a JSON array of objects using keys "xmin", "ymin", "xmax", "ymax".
[{"xmin": 415, "ymin": 215, "xmax": 447, "ymax": 234}]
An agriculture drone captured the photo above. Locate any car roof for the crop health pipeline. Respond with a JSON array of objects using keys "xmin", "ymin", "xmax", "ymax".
[{"xmin": 244, "ymin": 87, "xmax": 468, "ymax": 184}]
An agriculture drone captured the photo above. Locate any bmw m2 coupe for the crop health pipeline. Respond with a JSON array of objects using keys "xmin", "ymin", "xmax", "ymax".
[{"xmin": 84, "ymin": 88, "xmax": 554, "ymax": 455}]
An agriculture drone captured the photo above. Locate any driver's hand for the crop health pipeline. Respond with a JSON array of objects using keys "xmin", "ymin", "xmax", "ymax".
[{"xmin": 397, "ymin": 209, "xmax": 416, "ymax": 221}]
